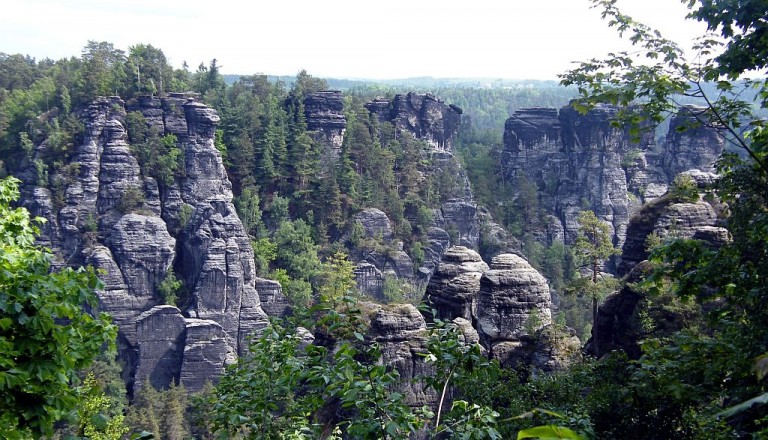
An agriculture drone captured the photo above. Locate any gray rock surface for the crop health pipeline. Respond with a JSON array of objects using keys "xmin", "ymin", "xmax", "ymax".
[
  {"xmin": 366, "ymin": 92, "xmax": 462, "ymax": 152},
  {"xmin": 423, "ymin": 246, "xmax": 489, "ymax": 321},
  {"xmin": 15, "ymin": 95, "xmax": 271, "ymax": 393},
  {"xmin": 477, "ymin": 254, "xmax": 553, "ymax": 348},
  {"xmin": 501, "ymin": 104, "xmax": 724, "ymax": 254},
  {"xmin": 662, "ymin": 105, "xmax": 725, "ymax": 177},
  {"xmin": 180, "ymin": 318, "xmax": 236, "ymax": 392},
  {"xmin": 304, "ymin": 90, "xmax": 346, "ymax": 161},
  {"xmin": 366, "ymin": 304, "xmax": 436, "ymax": 408},
  {"xmin": 352, "ymin": 208, "xmax": 395, "ymax": 241},
  {"xmin": 254, "ymin": 277, "xmax": 291, "ymax": 318},
  {"xmin": 134, "ymin": 306, "xmax": 187, "ymax": 394},
  {"xmin": 617, "ymin": 198, "xmax": 727, "ymax": 276}
]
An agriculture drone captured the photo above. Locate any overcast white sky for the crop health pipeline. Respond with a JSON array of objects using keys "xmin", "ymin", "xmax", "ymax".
[{"xmin": 1, "ymin": 0, "xmax": 707, "ymax": 80}]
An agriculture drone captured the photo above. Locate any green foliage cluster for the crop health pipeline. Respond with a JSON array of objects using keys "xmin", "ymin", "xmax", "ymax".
[
  {"xmin": 126, "ymin": 379, "xmax": 190, "ymax": 440},
  {"xmin": 200, "ymin": 294, "xmax": 592, "ymax": 440},
  {"xmin": 0, "ymin": 177, "xmax": 117, "ymax": 438},
  {"xmin": 156, "ymin": 271, "xmax": 182, "ymax": 306},
  {"xmin": 125, "ymin": 112, "xmax": 184, "ymax": 186}
]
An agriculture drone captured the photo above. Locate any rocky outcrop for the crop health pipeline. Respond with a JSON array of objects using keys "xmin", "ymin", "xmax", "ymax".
[
  {"xmin": 346, "ymin": 209, "xmax": 415, "ymax": 300},
  {"xmin": 134, "ymin": 306, "xmax": 187, "ymax": 393},
  {"xmin": 180, "ymin": 318, "xmax": 236, "ymax": 393},
  {"xmin": 366, "ymin": 92, "xmax": 462, "ymax": 151},
  {"xmin": 422, "ymin": 248, "xmax": 572, "ymax": 374},
  {"xmin": 661, "ymin": 105, "xmax": 724, "ymax": 177},
  {"xmin": 366, "ymin": 304, "xmax": 436, "ymax": 408},
  {"xmin": 477, "ymin": 254, "xmax": 553, "ymax": 350},
  {"xmin": 423, "ymin": 246, "xmax": 489, "ymax": 321},
  {"xmin": 617, "ymin": 197, "xmax": 728, "ymax": 276},
  {"xmin": 591, "ymin": 182, "xmax": 729, "ymax": 357},
  {"xmin": 304, "ymin": 90, "xmax": 346, "ymax": 161},
  {"xmin": 17, "ymin": 95, "xmax": 271, "ymax": 393},
  {"xmin": 501, "ymin": 104, "xmax": 724, "ymax": 251}
]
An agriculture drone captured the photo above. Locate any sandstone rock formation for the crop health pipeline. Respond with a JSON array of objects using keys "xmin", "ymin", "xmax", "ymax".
[
  {"xmin": 366, "ymin": 92, "xmax": 462, "ymax": 151},
  {"xmin": 590, "ymin": 186, "xmax": 729, "ymax": 358},
  {"xmin": 422, "ymin": 247, "xmax": 572, "ymax": 374},
  {"xmin": 18, "ymin": 95, "xmax": 271, "ymax": 392},
  {"xmin": 477, "ymin": 254, "xmax": 553, "ymax": 350},
  {"xmin": 501, "ymin": 104, "xmax": 724, "ymax": 252},
  {"xmin": 617, "ymin": 197, "xmax": 728, "ymax": 276},
  {"xmin": 366, "ymin": 303, "xmax": 436, "ymax": 408},
  {"xmin": 304, "ymin": 90, "xmax": 346, "ymax": 162},
  {"xmin": 423, "ymin": 246, "xmax": 489, "ymax": 321}
]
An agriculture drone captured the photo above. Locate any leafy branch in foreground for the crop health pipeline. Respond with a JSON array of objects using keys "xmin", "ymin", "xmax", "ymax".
[
  {"xmin": 0, "ymin": 176, "xmax": 117, "ymax": 439},
  {"xmin": 561, "ymin": 0, "xmax": 768, "ymax": 437}
]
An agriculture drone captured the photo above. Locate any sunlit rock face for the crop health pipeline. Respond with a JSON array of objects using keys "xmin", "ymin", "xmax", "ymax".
[{"xmin": 17, "ymin": 95, "xmax": 270, "ymax": 392}]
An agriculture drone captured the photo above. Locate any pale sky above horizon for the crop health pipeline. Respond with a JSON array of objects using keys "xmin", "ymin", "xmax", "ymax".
[{"xmin": 1, "ymin": 0, "xmax": 707, "ymax": 80}]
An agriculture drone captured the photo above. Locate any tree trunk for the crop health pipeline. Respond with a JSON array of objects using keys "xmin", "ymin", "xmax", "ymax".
[{"xmin": 592, "ymin": 293, "xmax": 599, "ymax": 358}]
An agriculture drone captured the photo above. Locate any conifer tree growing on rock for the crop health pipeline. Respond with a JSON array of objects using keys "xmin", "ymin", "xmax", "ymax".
[{"xmin": 567, "ymin": 210, "xmax": 619, "ymax": 357}]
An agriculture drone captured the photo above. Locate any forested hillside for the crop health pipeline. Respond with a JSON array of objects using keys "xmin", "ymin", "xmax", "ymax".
[{"xmin": 2, "ymin": 0, "xmax": 768, "ymax": 438}]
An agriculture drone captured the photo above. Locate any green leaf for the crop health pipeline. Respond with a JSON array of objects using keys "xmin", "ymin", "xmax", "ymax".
[
  {"xmin": 717, "ymin": 392, "xmax": 768, "ymax": 419},
  {"xmin": 517, "ymin": 425, "xmax": 585, "ymax": 440}
]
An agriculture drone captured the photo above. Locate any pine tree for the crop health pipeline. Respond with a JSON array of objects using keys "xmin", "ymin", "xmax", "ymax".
[{"xmin": 567, "ymin": 210, "xmax": 620, "ymax": 356}]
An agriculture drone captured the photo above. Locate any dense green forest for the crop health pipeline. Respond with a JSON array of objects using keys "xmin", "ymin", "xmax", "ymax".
[{"xmin": 2, "ymin": 0, "xmax": 768, "ymax": 438}]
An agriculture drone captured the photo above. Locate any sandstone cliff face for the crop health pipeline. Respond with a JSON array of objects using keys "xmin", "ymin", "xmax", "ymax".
[
  {"xmin": 501, "ymin": 104, "xmax": 724, "ymax": 251},
  {"xmin": 304, "ymin": 90, "xmax": 346, "ymax": 162},
  {"xmin": 19, "ymin": 95, "xmax": 271, "ymax": 392},
  {"xmin": 365, "ymin": 304, "xmax": 437, "ymax": 409},
  {"xmin": 366, "ymin": 92, "xmax": 462, "ymax": 151},
  {"xmin": 423, "ymin": 246, "xmax": 489, "ymax": 321}
]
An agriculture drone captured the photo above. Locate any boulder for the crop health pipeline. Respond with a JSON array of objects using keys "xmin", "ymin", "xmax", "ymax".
[
  {"xmin": 477, "ymin": 254, "xmax": 552, "ymax": 345},
  {"xmin": 423, "ymin": 246, "xmax": 489, "ymax": 321}
]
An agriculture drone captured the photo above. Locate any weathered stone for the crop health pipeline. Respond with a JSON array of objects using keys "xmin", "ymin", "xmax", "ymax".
[
  {"xmin": 662, "ymin": 105, "xmax": 724, "ymax": 177},
  {"xmin": 88, "ymin": 245, "xmax": 156, "ymax": 347},
  {"xmin": 13, "ymin": 95, "xmax": 273, "ymax": 395},
  {"xmin": 530, "ymin": 326, "xmax": 582, "ymax": 374},
  {"xmin": 366, "ymin": 92, "xmax": 462, "ymax": 151},
  {"xmin": 500, "ymin": 104, "xmax": 724, "ymax": 256},
  {"xmin": 617, "ymin": 198, "xmax": 726, "ymax": 276},
  {"xmin": 478, "ymin": 210, "xmax": 523, "ymax": 261},
  {"xmin": 108, "ymin": 214, "xmax": 175, "ymax": 300},
  {"xmin": 439, "ymin": 199, "xmax": 480, "ymax": 249},
  {"xmin": 423, "ymin": 246, "xmax": 489, "ymax": 321},
  {"xmin": 367, "ymin": 304, "xmax": 436, "ymax": 408},
  {"xmin": 180, "ymin": 319, "xmax": 236, "ymax": 392},
  {"xmin": 134, "ymin": 306, "xmax": 186, "ymax": 393},
  {"xmin": 477, "ymin": 254, "xmax": 552, "ymax": 345},
  {"xmin": 352, "ymin": 208, "xmax": 394, "ymax": 241},
  {"xmin": 255, "ymin": 277, "xmax": 291, "ymax": 318},
  {"xmin": 346, "ymin": 209, "xmax": 417, "ymax": 299},
  {"xmin": 304, "ymin": 90, "xmax": 346, "ymax": 161},
  {"xmin": 353, "ymin": 262, "xmax": 385, "ymax": 299}
]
